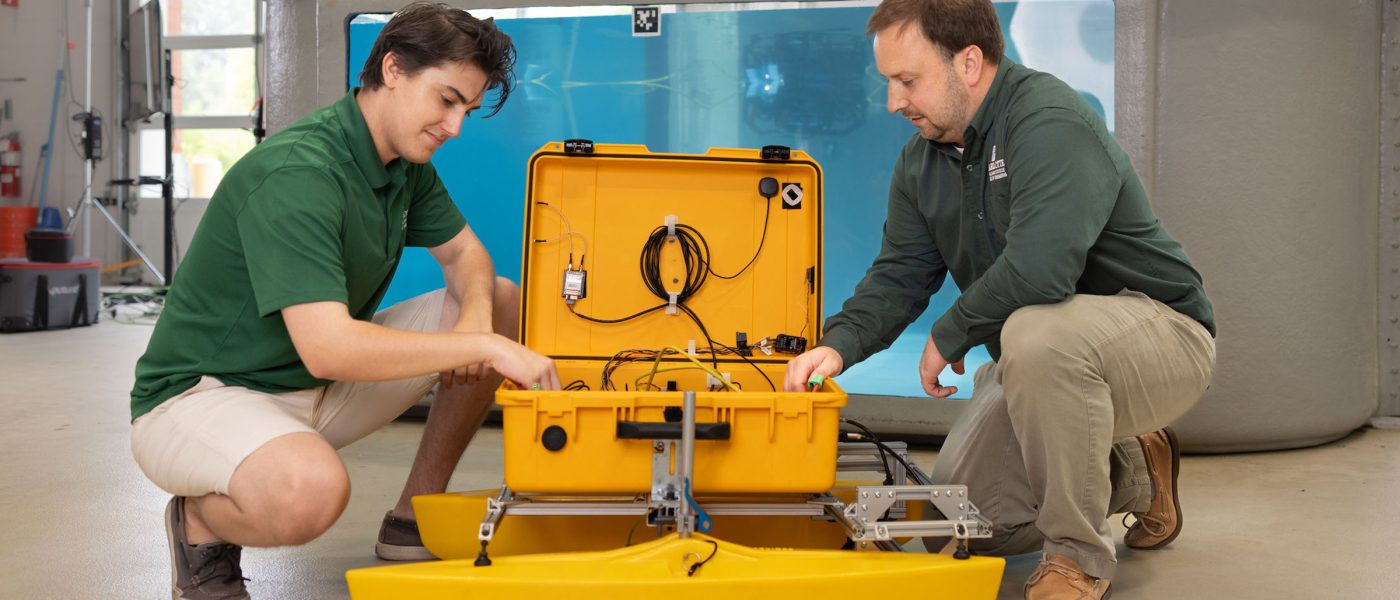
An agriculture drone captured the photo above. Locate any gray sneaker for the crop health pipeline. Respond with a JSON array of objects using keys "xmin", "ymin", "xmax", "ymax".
[
  {"xmin": 165, "ymin": 497, "xmax": 250, "ymax": 600},
  {"xmin": 374, "ymin": 512, "xmax": 434, "ymax": 561}
]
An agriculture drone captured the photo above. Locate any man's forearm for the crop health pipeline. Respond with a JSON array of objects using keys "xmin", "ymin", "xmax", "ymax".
[
  {"xmin": 301, "ymin": 318, "xmax": 501, "ymax": 382},
  {"xmin": 443, "ymin": 242, "xmax": 496, "ymax": 331}
]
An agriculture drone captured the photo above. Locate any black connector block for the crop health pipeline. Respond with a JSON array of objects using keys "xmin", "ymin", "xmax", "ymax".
[{"xmin": 774, "ymin": 334, "xmax": 807, "ymax": 354}]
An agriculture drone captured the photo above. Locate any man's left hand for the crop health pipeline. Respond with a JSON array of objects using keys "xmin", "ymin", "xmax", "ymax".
[{"xmin": 918, "ymin": 335, "xmax": 964, "ymax": 398}]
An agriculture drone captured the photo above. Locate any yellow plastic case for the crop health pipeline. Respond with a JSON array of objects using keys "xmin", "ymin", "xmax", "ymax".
[{"xmin": 498, "ymin": 142, "xmax": 846, "ymax": 495}]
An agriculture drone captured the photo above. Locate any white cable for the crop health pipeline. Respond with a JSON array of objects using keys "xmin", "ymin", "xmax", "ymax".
[{"xmin": 534, "ymin": 201, "xmax": 588, "ymax": 265}]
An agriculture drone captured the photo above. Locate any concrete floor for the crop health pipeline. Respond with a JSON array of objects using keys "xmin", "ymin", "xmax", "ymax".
[{"xmin": 3, "ymin": 320, "xmax": 1398, "ymax": 599}]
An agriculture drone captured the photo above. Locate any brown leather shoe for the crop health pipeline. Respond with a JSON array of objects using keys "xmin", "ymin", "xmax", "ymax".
[
  {"xmin": 1025, "ymin": 554, "xmax": 1111, "ymax": 600},
  {"xmin": 1123, "ymin": 427, "xmax": 1183, "ymax": 550}
]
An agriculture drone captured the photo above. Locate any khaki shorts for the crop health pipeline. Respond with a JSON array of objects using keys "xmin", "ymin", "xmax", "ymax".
[{"xmin": 131, "ymin": 289, "xmax": 447, "ymax": 497}]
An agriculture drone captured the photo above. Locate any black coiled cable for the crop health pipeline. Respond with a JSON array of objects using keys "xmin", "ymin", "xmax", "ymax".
[{"xmin": 639, "ymin": 223, "xmax": 710, "ymax": 303}]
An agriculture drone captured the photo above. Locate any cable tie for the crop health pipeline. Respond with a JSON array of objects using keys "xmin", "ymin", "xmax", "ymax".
[
  {"xmin": 665, "ymin": 214, "xmax": 678, "ymax": 238},
  {"xmin": 666, "ymin": 292, "xmax": 680, "ymax": 315}
]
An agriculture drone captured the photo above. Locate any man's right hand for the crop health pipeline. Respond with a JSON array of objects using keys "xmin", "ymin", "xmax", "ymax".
[
  {"xmin": 783, "ymin": 346, "xmax": 844, "ymax": 392},
  {"xmin": 486, "ymin": 336, "xmax": 562, "ymax": 391}
]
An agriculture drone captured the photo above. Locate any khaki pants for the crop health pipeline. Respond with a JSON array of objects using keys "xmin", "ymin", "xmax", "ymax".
[
  {"xmin": 929, "ymin": 292, "xmax": 1215, "ymax": 579},
  {"xmin": 131, "ymin": 290, "xmax": 447, "ymax": 498}
]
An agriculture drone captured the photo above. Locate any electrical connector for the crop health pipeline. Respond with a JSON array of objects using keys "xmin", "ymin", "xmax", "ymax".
[
  {"xmin": 561, "ymin": 268, "xmax": 587, "ymax": 304},
  {"xmin": 774, "ymin": 334, "xmax": 808, "ymax": 354}
]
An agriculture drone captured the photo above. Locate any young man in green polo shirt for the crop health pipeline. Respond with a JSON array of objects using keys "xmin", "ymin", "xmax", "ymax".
[
  {"xmin": 785, "ymin": 0, "xmax": 1216, "ymax": 598},
  {"xmin": 128, "ymin": 4, "xmax": 559, "ymax": 598}
]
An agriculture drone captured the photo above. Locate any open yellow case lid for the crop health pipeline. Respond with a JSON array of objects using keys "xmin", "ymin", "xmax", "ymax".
[{"xmin": 518, "ymin": 141, "xmax": 824, "ymax": 365}]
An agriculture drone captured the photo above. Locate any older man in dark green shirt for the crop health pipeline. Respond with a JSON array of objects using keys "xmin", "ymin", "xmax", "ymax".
[{"xmin": 785, "ymin": 1, "xmax": 1216, "ymax": 598}]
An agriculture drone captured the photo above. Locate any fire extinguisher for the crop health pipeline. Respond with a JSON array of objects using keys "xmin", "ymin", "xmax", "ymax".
[{"xmin": 0, "ymin": 135, "xmax": 20, "ymax": 199}]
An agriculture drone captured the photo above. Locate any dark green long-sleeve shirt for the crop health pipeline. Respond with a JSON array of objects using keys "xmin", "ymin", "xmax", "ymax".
[{"xmin": 819, "ymin": 60, "xmax": 1215, "ymax": 366}]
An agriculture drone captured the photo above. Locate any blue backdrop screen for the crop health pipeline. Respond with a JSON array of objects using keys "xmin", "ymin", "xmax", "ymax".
[{"xmin": 346, "ymin": 0, "xmax": 1114, "ymax": 398}]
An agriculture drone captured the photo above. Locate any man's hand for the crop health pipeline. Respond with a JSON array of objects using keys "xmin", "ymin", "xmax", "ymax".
[
  {"xmin": 784, "ymin": 346, "xmax": 845, "ymax": 392},
  {"xmin": 485, "ymin": 335, "xmax": 562, "ymax": 391},
  {"xmin": 918, "ymin": 335, "xmax": 964, "ymax": 398},
  {"xmin": 440, "ymin": 311, "xmax": 496, "ymax": 388}
]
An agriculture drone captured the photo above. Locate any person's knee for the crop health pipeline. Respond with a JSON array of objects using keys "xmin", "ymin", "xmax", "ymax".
[
  {"xmin": 232, "ymin": 435, "xmax": 350, "ymax": 546},
  {"xmin": 265, "ymin": 462, "xmax": 350, "ymax": 545},
  {"xmin": 1000, "ymin": 306, "xmax": 1063, "ymax": 362}
]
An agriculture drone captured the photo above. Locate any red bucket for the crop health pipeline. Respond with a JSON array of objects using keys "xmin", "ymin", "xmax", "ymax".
[{"xmin": 0, "ymin": 206, "xmax": 39, "ymax": 259}]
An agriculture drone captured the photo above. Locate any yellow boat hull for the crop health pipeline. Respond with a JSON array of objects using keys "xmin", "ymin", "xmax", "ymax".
[{"xmin": 347, "ymin": 533, "xmax": 1004, "ymax": 599}]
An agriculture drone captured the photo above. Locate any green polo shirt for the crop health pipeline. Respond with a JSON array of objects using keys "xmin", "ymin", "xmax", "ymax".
[
  {"xmin": 820, "ymin": 60, "xmax": 1215, "ymax": 367},
  {"xmin": 130, "ymin": 90, "xmax": 467, "ymax": 421}
]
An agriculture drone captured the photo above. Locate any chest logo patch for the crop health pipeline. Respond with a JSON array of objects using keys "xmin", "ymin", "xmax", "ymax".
[{"xmin": 988, "ymin": 145, "xmax": 1008, "ymax": 182}]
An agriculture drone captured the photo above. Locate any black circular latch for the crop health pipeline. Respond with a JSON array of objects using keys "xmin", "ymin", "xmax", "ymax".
[
  {"xmin": 541, "ymin": 425, "xmax": 568, "ymax": 451},
  {"xmin": 663, "ymin": 406, "xmax": 683, "ymax": 423}
]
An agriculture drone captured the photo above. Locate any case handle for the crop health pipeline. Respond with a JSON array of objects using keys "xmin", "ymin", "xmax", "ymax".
[{"xmin": 616, "ymin": 421, "xmax": 731, "ymax": 440}]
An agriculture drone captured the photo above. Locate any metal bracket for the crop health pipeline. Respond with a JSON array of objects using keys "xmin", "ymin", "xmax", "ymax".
[
  {"xmin": 478, "ymin": 486, "xmax": 518, "ymax": 543},
  {"xmin": 650, "ymin": 439, "xmax": 680, "ymax": 527},
  {"xmin": 833, "ymin": 485, "xmax": 993, "ymax": 552}
]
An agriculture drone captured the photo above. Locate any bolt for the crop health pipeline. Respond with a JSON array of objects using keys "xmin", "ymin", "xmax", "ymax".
[
  {"xmin": 933, "ymin": 490, "xmax": 941, "ymax": 498},
  {"xmin": 861, "ymin": 491, "xmax": 868, "ymax": 498},
  {"xmin": 959, "ymin": 503, "xmax": 967, "ymax": 510},
  {"xmin": 654, "ymin": 441, "xmax": 665, "ymax": 452},
  {"xmin": 875, "ymin": 490, "xmax": 882, "ymax": 498},
  {"xmin": 960, "ymin": 490, "xmax": 966, "ymax": 497},
  {"xmin": 861, "ymin": 504, "xmax": 868, "ymax": 511}
]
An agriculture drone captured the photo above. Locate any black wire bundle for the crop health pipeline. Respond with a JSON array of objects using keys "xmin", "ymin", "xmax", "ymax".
[
  {"xmin": 640, "ymin": 224, "xmax": 710, "ymax": 303},
  {"xmin": 570, "ymin": 223, "xmax": 724, "ymax": 369},
  {"xmin": 840, "ymin": 418, "xmax": 926, "ymax": 486},
  {"xmin": 597, "ymin": 346, "xmax": 775, "ymax": 392},
  {"xmin": 568, "ymin": 216, "xmax": 780, "ymax": 391}
]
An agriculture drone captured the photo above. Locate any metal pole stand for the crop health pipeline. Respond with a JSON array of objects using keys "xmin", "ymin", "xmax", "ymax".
[{"xmin": 67, "ymin": 0, "xmax": 168, "ymax": 285}]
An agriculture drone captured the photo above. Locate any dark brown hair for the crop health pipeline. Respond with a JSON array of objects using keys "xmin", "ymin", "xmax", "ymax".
[
  {"xmin": 358, "ymin": 2, "xmax": 517, "ymax": 117},
  {"xmin": 866, "ymin": 0, "xmax": 1004, "ymax": 64}
]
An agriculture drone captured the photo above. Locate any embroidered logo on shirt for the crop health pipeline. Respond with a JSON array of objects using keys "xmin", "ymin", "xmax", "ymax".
[
  {"xmin": 402, "ymin": 210, "xmax": 409, "ymax": 231},
  {"xmin": 988, "ymin": 145, "xmax": 1007, "ymax": 182}
]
